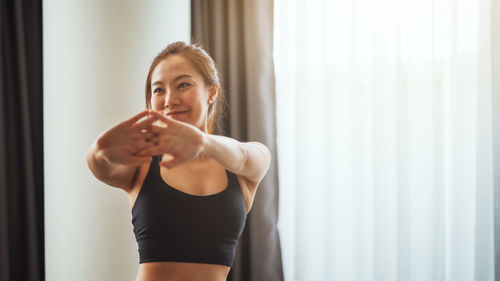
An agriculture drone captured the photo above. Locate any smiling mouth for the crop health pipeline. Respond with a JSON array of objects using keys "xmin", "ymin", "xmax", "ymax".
[{"xmin": 166, "ymin": 110, "xmax": 188, "ymax": 116}]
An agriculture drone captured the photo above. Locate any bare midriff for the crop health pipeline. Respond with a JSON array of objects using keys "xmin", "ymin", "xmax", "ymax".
[{"xmin": 134, "ymin": 262, "xmax": 230, "ymax": 281}]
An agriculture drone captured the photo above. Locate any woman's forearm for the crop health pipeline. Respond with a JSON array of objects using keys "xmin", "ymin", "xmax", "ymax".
[
  {"xmin": 201, "ymin": 134, "xmax": 271, "ymax": 184},
  {"xmin": 86, "ymin": 142, "xmax": 115, "ymax": 182},
  {"xmin": 86, "ymin": 141, "xmax": 136, "ymax": 189}
]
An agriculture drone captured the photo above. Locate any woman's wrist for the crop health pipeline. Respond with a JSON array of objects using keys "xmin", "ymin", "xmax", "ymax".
[
  {"xmin": 200, "ymin": 131, "xmax": 214, "ymax": 159},
  {"xmin": 198, "ymin": 133, "xmax": 248, "ymax": 173}
]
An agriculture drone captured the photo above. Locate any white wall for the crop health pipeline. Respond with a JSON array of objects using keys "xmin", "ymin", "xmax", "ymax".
[{"xmin": 43, "ymin": 1, "xmax": 190, "ymax": 280}]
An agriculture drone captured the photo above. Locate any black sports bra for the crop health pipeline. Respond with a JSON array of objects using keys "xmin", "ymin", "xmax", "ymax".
[{"xmin": 131, "ymin": 155, "xmax": 248, "ymax": 266}]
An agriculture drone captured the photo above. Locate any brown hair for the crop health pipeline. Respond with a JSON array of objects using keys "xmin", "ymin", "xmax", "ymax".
[{"xmin": 145, "ymin": 41, "xmax": 226, "ymax": 134}]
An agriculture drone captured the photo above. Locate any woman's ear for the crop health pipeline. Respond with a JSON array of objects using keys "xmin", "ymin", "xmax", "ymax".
[{"xmin": 208, "ymin": 86, "xmax": 219, "ymax": 104}]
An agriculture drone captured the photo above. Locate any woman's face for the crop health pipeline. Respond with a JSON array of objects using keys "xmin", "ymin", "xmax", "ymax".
[{"xmin": 150, "ymin": 55, "xmax": 216, "ymax": 132}]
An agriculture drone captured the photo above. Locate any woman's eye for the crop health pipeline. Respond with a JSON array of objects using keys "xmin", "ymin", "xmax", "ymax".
[
  {"xmin": 178, "ymin": 82, "xmax": 190, "ymax": 89},
  {"xmin": 153, "ymin": 88, "xmax": 164, "ymax": 94}
]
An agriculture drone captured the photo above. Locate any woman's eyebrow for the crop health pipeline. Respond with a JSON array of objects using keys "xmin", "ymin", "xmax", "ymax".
[
  {"xmin": 152, "ymin": 74, "xmax": 193, "ymax": 86},
  {"xmin": 174, "ymin": 74, "xmax": 193, "ymax": 81}
]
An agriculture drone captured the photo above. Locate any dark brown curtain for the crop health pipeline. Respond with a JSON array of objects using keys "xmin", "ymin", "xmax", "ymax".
[
  {"xmin": 0, "ymin": 0, "xmax": 45, "ymax": 280},
  {"xmin": 191, "ymin": 1, "xmax": 284, "ymax": 280}
]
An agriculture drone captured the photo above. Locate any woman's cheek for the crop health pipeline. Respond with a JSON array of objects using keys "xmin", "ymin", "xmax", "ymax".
[{"xmin": 151, "ymin": 97, "xmax": 163, "ymax": 110}]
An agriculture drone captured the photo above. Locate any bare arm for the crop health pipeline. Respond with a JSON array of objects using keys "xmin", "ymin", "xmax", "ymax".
[
  {"xmin": 201, "ymin": 135, "xmax": 271, "ymax": 185},
  {"xmin": 86, "ymin": 140, "xmax": 139, "ymax": 190},
  {"xmin": 135, "ymin": 110, "xmax": 271, "ymax": 185}
]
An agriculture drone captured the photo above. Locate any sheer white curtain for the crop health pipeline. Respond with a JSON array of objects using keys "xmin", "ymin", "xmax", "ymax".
[{"xmin": 274, "ymin": 0, "xmax": 497, "ymax": 280}]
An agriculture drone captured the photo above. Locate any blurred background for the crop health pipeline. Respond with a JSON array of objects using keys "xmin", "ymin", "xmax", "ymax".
[{"xmin": 1, "ymin": 0, "xmax": 498, "ymax": 281}]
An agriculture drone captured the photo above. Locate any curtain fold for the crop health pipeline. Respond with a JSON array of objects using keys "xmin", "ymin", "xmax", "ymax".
[
  {"xmin": 191, "ymin": 1, "xmax": 284, "ymax": 280},
  {"xmin": 274, "ymin": 0, "xmax": 497, "ymax": 280},
  {"xmin": 0, "ymin": 0, "xmax": 44, "ymax": 280}
]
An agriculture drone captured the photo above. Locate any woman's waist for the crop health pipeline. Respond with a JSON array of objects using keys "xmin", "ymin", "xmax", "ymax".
[
  {"xmin": 135, "ymin": 261, "xmax": 230, "ymax": 281},
  {"xmin": 137, "ymin": 235, "xmax": 238, "ymax": 266}
]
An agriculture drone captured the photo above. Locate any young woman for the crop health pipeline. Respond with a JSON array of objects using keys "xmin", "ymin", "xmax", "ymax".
[{"xmin": 86, "ymin": 42, "xmax": 270, "ymax": 281}]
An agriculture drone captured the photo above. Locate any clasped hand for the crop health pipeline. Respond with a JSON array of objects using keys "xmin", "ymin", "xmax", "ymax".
[{"xmin": 96, "ymin": 109, "xmax": 205, "ymax": 169}]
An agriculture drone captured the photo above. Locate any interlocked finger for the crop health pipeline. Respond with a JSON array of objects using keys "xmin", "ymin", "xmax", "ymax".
[
  {"xmin": 133, "ymin": 138, "xmax": 157, "ymax": 149},
  {"xmin": 141, "ymin": 130, "xmax": 156, "ymax": 140},
  {"xmin": 135, "ymin": 137, "xmax": 174, "ymax": 157},
  {"xmin": 126, "ymin": 110, "xmax": 151, "ymax": 124},
  {"xmin": 146, "ymin": 135, "xmax": 160, "ymax": 144},
  {"xmin": 133, "ymin": 115, "xmax": 157, "ymax": 131}
]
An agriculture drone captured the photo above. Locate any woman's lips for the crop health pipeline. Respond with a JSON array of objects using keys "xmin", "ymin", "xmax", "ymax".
[{"xmin": 166, "ymin": 110, "xmax": 188, "ymax": 116}]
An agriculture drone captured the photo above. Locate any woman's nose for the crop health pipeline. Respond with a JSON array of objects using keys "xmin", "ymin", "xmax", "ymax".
[{"xmin": 164, "ymin": 91, "xmax": 180, "ymax": 108}]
